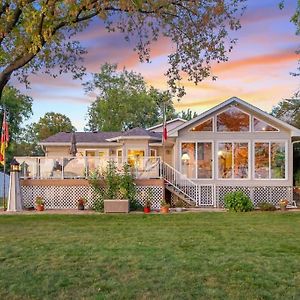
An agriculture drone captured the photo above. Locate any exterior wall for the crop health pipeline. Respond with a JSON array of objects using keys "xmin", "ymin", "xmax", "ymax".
[
  {"xmin": 155, "ymin": 146, "xmax": 174, "ymax": 166},
  {"xmin": 174, "ymin": 105, "xmax": 293, "ymax": 187},
  {"xmin": 45, "ymin": 146, "xmax": 70, "ymax": 157}
]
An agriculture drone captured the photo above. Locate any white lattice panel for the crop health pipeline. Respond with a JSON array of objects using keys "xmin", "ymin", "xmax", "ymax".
[
  {"xmin": 136, "ymin": 186, "xmax": 164, "ymax": 209},
  {"xmin": 216, "ymin": 186, "xmax": 293, "ymax": 208},
  {"xmin": 21, "ymin": 185, "xmax": 163, "ymax": 210},
  {"xmin": 199, "ymin": 185, "xmax": 214, "ymax": 206}
]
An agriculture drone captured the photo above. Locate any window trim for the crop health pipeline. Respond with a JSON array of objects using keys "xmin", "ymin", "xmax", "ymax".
[
  {"xmin": 252, "ymin": 116, "xmax": 279, "ymax": 132},
  {"xmin": 216, "ymin": 141, "xmax": 250, "ymax": 180},
  {"xmin": 189, "ymin": 118, "xmax": 214, "ymax": 132},
  {"xmin": 253, "ymin": 140, "xmax": 287, "ymax": 180},
  {"xmin": 215, "ymin": 106, "xmax": 251, "ymax": 133},
  {"xmin": 180, "ymin": 141, "xmax": 214, "ymax": 180}
]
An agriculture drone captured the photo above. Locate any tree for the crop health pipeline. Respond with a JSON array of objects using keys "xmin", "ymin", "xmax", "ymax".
[
  {"xmin": 85, "ymin": 63, "xmax": 177, "ymax": 131},
  {"xmin": 0, "ymin": 86, "xmax": 33, "ymax": 139},
  {"xmin": 0, "ymin": 1, "xmax": 245, "ymax": 99},
  {"xmin": 31, "ymin": 112, "xmax": 76, "ymax": 141},
  {"xmin": 0, "ymin": 86, "xmax": 33, "ymax": 166},
  {"xmin": 178, "ymin": 109, "xmax": 198, "ymax": 121},
  {"xmin": 271, "ymin": 99, "xmax": 300, "ymax": 129}
]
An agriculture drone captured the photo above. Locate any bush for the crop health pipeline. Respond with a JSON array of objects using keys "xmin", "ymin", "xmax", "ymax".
[
  {"xmin": 92, "ymin": 196, "xmax": 104, "ymax": 212},
  {"xmin": 258, "ymin": 202, "xmax": 276, "ymax": 211},
  {"xmin": 224, "ymin": 191, "xmax": 254, "ymax": 212}
]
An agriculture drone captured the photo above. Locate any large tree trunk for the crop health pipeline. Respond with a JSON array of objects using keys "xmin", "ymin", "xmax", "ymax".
[{"xmin": 0, "ymin": 72, "xmax": 11, "ymax": 101}]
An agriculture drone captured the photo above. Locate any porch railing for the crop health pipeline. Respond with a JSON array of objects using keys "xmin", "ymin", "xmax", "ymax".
[{"xmin": 15, "ymin": 156, "xmax": 161, "ymax": 180}]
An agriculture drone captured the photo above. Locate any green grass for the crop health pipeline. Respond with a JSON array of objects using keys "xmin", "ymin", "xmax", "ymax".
[{"xmin": 0, "ymin": 213, "xmax": 300, "ymax": 299}]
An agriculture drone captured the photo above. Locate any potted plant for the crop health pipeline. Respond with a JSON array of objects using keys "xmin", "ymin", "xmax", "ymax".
[
  {"xmin": 35, "ymin": 196, "xmax": 44, "ymax": 211},
  {"xmin": 160, "ymin": 200, "xmax": 170, "ymax": 214},
  {"xmin": 279, "ymin": 199, "xmax": 289, "ymax": 211},
  {"xmin": 144, "ymin": 199, "xmax": 151, "ymax": 213},
  {"xmin": 78, "ymin": 197, "xmax": 86, "ymax": 210}
]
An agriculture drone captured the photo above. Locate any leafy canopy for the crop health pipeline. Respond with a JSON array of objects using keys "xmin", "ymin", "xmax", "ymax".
[
  {"xmin": 85, "ymin": 63, "xmax": 177, "ymax": 131},
  {"xmin": 271, "ymin": 99, "xmax": 300, "ymax": 129},
  {"xmin": 31, "ymin": 112, "xmax": 76, "ymax": 141},
  {"xmin": 0, "ymin": 0, "xmax": 246, "ymax": 98}
]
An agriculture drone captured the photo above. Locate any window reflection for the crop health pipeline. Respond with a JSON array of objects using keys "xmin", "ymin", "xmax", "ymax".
[
  {"xmin": 191, "ymin": 119, "xmax": 213, "ymax": 131},
  {"xmin": 253, "ymin": 118, "xmax": 278, "ymax": 132},
  {"xmin": 181, "ymin": 143, "xmax": 196, "ymax": 178},
  {"xmin": 197, "ymin": 142, "xmax": 212, "ymax": 178},
  {"xmin": 217, "ymin": 107, "xmax": 250, "ymax": 132}
]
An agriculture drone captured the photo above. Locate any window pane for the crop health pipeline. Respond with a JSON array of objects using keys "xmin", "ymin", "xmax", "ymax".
[
  {"xmin": 191, "ymin": 119, "xmax": 212, "ymax": 131},
  {"xmin": 218, "ymin": 143, "xmax": 232, "ymax": 178},
  {"xmin": 217, "ymin": 107, "xmax": 250, "ymax": 132},
  {"xmin": 234, "ymin": 143, "xmax": 248, "ymax": 178},
  {"xmin": 255, "ymin": 143, "xmax": 269, "ymax": 178},
  {"xmin": 271, "ymin": 143, "xmax": 285, "ymax": 179},
  {"xmin": 181, "ymin": 143, "xmax": 196, "ymax": 178},
  {"xmin": 254, "ymin": 118, "xmax": 278, "ymax": 132},
  {"xmin": 197, "ymin": 142, "xmax": 212, "ymax": 178}
]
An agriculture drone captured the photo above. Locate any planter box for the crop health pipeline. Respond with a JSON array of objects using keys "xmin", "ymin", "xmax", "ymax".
[{"xmin": 104, "ymin": 199, "xmax": 129, "ymax": 213}]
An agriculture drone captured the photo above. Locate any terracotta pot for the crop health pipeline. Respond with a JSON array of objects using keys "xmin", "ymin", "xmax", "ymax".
[
  {"xmin": 36, "ymin": 204, "xmax": 44, "ymax": 211},
  {"xmin": 144, "ymin": 207, "xmax": 151, "ymax": 213},
  {"xmin": 160, "ymin": 206, "xmax": 169, "ymax": 214}
]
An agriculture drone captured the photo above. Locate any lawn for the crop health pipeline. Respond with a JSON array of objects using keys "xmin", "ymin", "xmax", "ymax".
[{"xmin": 0, "ymin": 212, "xmax": 300, "ymax": 300}]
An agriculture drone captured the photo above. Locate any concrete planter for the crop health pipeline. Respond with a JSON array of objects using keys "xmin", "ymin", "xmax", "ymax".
[{"xmin": 104, "ymin": 199, "xmax": 129, "ymax": 213}]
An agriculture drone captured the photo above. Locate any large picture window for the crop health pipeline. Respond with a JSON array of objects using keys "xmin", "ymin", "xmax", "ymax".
[
  {"xmin": 217, "ymin": 107, "xmax": 250, "ymax": 132},
  {"xmin": 254, "ymin": 142, "xmax": 286, "ymax": 179},
  {"xmin": 181, "ymin": 142, "xmax": 212, "ymax": 179},
  {"xmin": 218, "ymin": 142, "xmax": 249, "ymax": 179}
]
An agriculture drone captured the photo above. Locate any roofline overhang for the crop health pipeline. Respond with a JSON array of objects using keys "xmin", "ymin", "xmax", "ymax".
[
  {"xmin": 168, "ymin": 96, "xmax": 300, "ymax": 136},
  {"xmin": 147, "ymin": 118, "xmax": 187, "ymax": 130},
  {"xmin": 39, "ymin": 142, "xmax": 123, "ymax": 147},
  {"xmin": 106, "ymin": 136, "xmax": 161, "ymax": 142}
]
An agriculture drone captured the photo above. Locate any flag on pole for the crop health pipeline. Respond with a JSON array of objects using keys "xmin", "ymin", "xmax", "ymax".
[
  {"xmin": 162, "ymin": 103, "xmax": 168, "ymax": 141},
  {"xmin": 0, "ymin": 111, "xmax": 9, "ymax": 165}
]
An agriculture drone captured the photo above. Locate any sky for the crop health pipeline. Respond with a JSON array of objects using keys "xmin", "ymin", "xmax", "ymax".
[{"xmin": 15, "ymin": 0, "xmax": 300, "ymax": 131}]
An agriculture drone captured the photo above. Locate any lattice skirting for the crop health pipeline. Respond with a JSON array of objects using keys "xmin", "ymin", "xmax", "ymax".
[
  {"xmin": 216, "ymin": 186, "xmax": 293, "ymax": 208},
  {"xmin": 21, "ymin": 185, "xmax": 163, "ymax": 210}
]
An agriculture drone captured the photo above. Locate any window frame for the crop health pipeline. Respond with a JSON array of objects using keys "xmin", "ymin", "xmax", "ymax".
[
  {"xmin": 216, "ymin": 106, "xmax": 251, "ymax": 133},
  {"xmin": 253, "ymin": 140, "xmax": 287, "ymax": 180},
  {"xmin": 216, "ymin": 141, "xmax": 250, "ymax": 180},
  {"xmin": 252, "ymin": 116, "xmax": 279, "ymax": 133},
  {"xmin": 189, "ymin": 118, "xmax": 213, "ymax": 132},
  {"xmin": 180, "ymin": 141, "xmax": 214, "ymax": 180}
]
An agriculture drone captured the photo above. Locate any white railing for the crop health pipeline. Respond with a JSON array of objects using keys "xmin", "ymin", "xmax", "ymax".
[
  {"xmin": 15, "ymin": 156, "xmax": 161, "ymax": 180},
  {"xmin": 160, "ymin": 162, "xmax": 215, "ymax": 206},
  {"xmin": 160, "ymin": 162, "xmax": 199, "ymax": 204}
]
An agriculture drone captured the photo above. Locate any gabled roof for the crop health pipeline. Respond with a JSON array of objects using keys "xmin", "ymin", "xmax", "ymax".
[
  {"xmin": 40, "ymin": 128, "xmax": 162, "ymax": 146},
  {"xmin": 168, "ymin": 96, "xmax": 300, "ymax": 137},
  {"xmin": 147, "ymin": 118, "xmax": 187, "ymax": 131},
  {"xmin": 106, "ymin": 127, "xmax": 161, "ymax": 141}
]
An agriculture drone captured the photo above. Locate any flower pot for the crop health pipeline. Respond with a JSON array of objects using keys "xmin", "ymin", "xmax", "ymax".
[
  {"xmin": 160, "ymin": 206, "xmax": 169, "ymax": 214},
  {"xmin": 78, "ymin": 204, "xmax": 85, "ymax": 210},
  {"xmin": 144, "ymin": 207, "xmax": 151, "ymax": 214},
  {"xmin": 36, "ymin": 204, "xmax": 44, "ymax": 211}
]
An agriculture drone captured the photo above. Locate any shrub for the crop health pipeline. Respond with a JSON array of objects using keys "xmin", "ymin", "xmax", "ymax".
[
  {"xmin": 258, "ymin": 202, "xmax": 276, "ymax": 211},
  {"xmin": 92, "ymin": 196, "xmax": 104, "ymax": 212},
  {"xmin": 224, "ymin": 191, "xmax": 254, "ymax": 212}
]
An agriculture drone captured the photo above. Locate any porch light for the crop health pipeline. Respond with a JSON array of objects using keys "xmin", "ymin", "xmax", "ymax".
[
  {"xmin": 181, "ymin": 153, "xmax": 190, "ymax": 161},
  {"xmin": 10, "ymin": 158, "xmax": 21, "ymax": 172},
  {"xmin": 218, "ymin": 150, "xmax": 223, "ymax": 156}
]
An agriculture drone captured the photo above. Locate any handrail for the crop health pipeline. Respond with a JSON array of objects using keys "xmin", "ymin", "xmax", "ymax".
[{"xmin": 160, "ymin": 161, "xmax": 199, "ymax": 203}]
